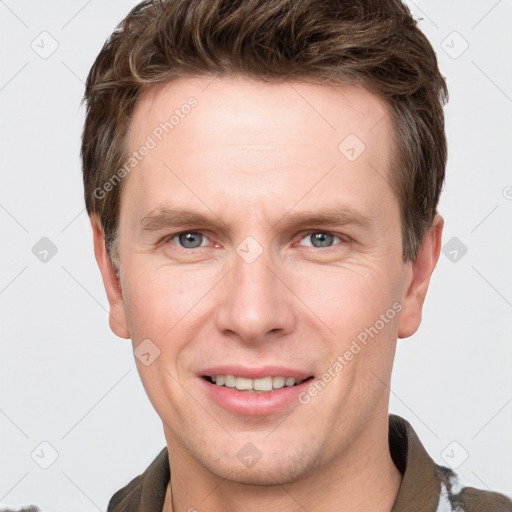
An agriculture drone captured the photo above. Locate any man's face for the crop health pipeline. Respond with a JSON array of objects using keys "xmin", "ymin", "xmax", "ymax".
[{"xmin": 104, "ymin": 76, "xmax": 416, "ymax": 484}]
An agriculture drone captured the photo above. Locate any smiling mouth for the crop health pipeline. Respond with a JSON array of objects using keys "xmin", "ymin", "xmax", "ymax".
[{"xmin": 202, "ymin": 375, "xmax": 314, "ymax": 394}]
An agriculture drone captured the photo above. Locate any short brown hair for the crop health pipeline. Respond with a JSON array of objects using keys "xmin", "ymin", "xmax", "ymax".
[{"xmin": 81, "ymin": 0, "xmax": 448, "ymax": 267}]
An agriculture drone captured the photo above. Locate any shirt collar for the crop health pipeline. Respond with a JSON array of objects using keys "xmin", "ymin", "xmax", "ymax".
[{"xmin": 389, "ymin": 414, "xmax": 442, "ymax": 511}]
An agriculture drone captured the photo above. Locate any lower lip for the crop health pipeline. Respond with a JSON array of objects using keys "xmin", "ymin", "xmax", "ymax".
[{"xmin": 200, "ymin": 377, "xmax": 313, "ymax": 416}]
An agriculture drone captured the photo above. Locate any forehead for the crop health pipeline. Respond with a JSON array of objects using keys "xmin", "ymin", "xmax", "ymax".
[
  {"xmin": 128, "ymin": 76, "xmax": 391, "ymax": 152},
  {"xmin": 121, "ymin": 76, "xmax": 397, "ymax": 226}
]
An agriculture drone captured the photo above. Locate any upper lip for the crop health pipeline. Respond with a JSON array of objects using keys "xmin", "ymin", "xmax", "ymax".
[{"xmin": 198, "ymin": 365, "xmax": 313, "ymax": 380}]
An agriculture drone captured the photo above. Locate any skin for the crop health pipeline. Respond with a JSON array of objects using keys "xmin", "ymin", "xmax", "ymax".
[{"xmin": 91, "ymin": 75, "xmax": 443, "ymax": 512}]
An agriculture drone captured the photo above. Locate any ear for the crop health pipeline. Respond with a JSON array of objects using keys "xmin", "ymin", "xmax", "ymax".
[
  {"xmin": 90, "ymin": 214, "xmax": 130, "ymax": 339},
  {"xmin": 398, "ymin": 214, "xmax": 444, "ymax": 339}
]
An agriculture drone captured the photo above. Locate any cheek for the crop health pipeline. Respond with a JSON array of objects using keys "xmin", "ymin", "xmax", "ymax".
[
  {"xmin": 121, "ymin": 270, "xmax": 199, "ymax": 407},
  {"xmin": 121, "ymin": 263, "xmax": 214, "ymax": 342},
  {"xmin": 292, "ymin": 264, "xmax": 400, "ymax": 334}
]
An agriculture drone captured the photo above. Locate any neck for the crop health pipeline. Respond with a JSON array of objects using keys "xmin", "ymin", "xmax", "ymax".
[{"xmin": 163, "ymin": 413, "xmax": 402, "ymax": 512}]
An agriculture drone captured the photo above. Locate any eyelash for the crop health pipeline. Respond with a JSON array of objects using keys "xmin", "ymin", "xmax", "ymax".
[{"xmin": 161, "ymin": 230, "xmax": 348, "ymax": 250}]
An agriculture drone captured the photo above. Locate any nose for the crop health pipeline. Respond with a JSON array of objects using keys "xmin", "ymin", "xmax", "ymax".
[{"xmin": 214, "ymin": 244, "xmax": 296, "ymax": 344}]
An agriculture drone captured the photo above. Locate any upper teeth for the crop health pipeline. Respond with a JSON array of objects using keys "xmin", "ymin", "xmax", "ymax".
[{"xmin": 210, "ymin": 375, "xmax": 303, "ymax": 392}]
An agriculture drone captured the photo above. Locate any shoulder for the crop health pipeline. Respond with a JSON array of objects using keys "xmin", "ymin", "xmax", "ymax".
[
  {"xmin": 388, "ymin": 415, "xmax": 512, "ymax": 512},
  {"xmin": 107, "ymin": 473, "xmax": 145, "ymax": 511},
  {"xmin": 107, "ymin": 447, "xmax": 169, "ymax": 512},
  {"xmin": 436, "ymin": 465, "xmax": 512, "ymax": 512}
]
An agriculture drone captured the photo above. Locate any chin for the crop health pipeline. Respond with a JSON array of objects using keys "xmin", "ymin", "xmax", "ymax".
[
  {"xmin": 197, "ymin": 440, "xmax": 321, "ymax": 486},
  {"xmin": 210, "ymin": 461, "xmax": 309, "ymax": 486}
]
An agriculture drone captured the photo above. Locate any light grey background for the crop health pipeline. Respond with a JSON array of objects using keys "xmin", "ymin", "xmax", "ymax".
[{"xmin": 1, "ymin": 1, "xmax": 511, "ymax": 510}]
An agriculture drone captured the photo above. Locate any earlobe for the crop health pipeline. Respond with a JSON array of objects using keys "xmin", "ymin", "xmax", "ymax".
[
  {"xmin": 90, "ymin": 215, "xmax": 131, "ymax": 339},
  {"xmin": 398, "ymin": 214, "xmax": 444, "ymax": 339}
]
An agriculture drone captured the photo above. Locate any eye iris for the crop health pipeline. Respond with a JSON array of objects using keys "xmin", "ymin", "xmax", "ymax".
[
  {"xmin": 179, "ymin": 232, "xmax": 202, "ymax": 248},
  {"xmin": 311, "ymin": 233, "xmax": 333, "ymax": 247}
]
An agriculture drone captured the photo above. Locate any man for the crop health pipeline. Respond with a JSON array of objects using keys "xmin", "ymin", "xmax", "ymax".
[{"xmin": 81, "ymin": 0, "xmax": 512, "ymax": 510}]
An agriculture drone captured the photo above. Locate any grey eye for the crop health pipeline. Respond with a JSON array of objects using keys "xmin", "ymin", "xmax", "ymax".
[
  {"xmin": 309, "ymin": 232, "xmax": 336, "ymax": 248},
  {"xmin": 177, "ymin": 232, "xmax": 204, "ymax": 248}
]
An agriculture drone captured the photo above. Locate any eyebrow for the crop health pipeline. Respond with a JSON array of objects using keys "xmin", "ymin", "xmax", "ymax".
[
  {"xmin": 139, "ymin": 208, "xmax": 225, "ymax": 232},
  {"xmin": 276, "ymin": 206, "xmax": 373, "ymax": 231},
  {"xmin": 138, "ymin": 205, "xmax": 373, "ymax": 233}
]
